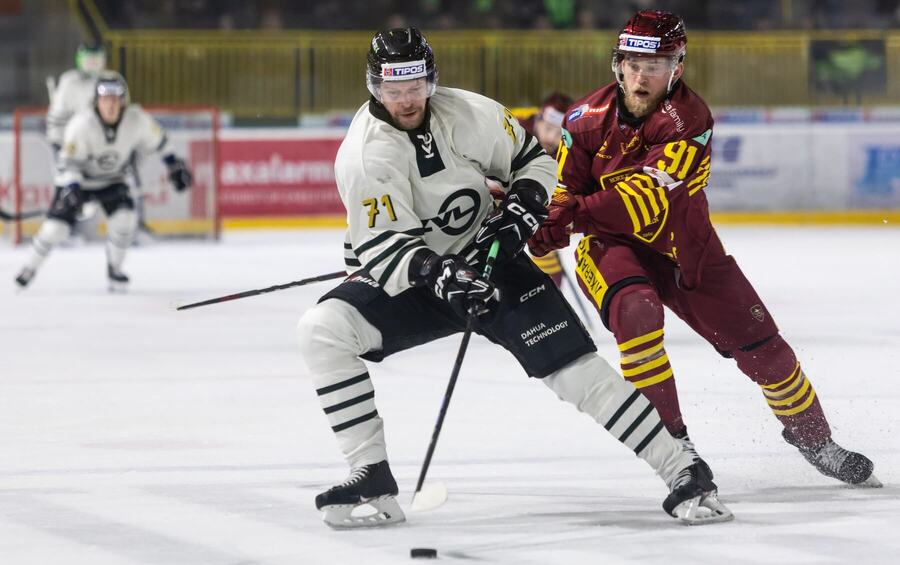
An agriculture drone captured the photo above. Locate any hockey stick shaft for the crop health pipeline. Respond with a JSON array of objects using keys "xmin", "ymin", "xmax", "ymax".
[
  {"xmin": 176, "ymin": 270, "xmax": 346, "ymax": 311},
  {"xmin": 0, "ymin": 207, "xmax": 46, "ymax": 221},
  {"xmin": 413, "ymin": 240, "xmax": 501, "ymax": 499}
]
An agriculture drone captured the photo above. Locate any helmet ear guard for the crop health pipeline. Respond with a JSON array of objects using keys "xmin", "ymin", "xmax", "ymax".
[{"xmin": 366, "ymin": 27, "xmax": 438, "ymax": 102}]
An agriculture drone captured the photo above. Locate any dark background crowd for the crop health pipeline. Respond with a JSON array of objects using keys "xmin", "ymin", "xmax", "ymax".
[{"xmin": 94, "ymin": 0, "xmax": 900, "ymax": 31}]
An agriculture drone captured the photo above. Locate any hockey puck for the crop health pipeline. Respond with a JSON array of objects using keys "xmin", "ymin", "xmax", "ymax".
[{"xmin": 410, "ymin": 547, "xmax": 438, "ymax": 559}]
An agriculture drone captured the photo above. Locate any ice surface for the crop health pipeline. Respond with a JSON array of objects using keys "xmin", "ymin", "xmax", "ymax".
[{"xmin": 1, "ymin": 226, "xmax": 898, "ymax": 564}]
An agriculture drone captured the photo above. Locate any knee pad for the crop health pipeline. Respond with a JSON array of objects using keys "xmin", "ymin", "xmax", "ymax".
[
  {"xmin": 731, "ymin": 333, "xmax": 797, "ymax": 386},
  {"xmin": 34, "ymin": 218, "xmax": 71, "ymax": 248},
  {"xmin": 106, "ymin": 209, "xmax": 137, "ymax": 247},
  {"xmin": 297, "ymin": 299, "xmax": 383, "ymax": 369},
  {"xmin": 608, "ymin": 285, "xmax": 663, "ymax": 339}
]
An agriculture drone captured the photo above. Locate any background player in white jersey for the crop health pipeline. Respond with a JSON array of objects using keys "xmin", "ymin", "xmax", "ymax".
[
  {"xmin": 46, "ymin": 43, "xmax": 107, "ymax": 154},
  {"xmin": 15, "ymin": 71, "xmax": 193, "ymax": 291},
  {"xmin": 296, "ymin": 27, "xmax": 732, "ymax": 529}
]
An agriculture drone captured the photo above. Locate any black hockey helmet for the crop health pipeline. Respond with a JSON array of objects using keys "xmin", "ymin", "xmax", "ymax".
[
  {"xmin": 366, "ymin": 27, "xmax": 438, "ymax": 101},
  {"xmin": 94, "ymin": 70, "xmax": 130, "ymax": 106}
]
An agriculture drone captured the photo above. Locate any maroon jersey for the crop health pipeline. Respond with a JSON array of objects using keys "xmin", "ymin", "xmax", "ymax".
[{"xmin": 557, "ymin": 81, "xmax": 715, "ymax": 288}]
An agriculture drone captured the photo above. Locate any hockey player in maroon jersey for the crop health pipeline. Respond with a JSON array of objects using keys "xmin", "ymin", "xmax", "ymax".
[{"xmin": 530, "ymin": 10, "xmax": 879, "ymax": 487}]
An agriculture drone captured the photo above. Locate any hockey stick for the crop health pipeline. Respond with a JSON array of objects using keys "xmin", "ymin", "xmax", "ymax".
[
  {"xmin": 411, "ymin": 239, "xmax": 501, "ymax": 512},
  {"xmin": 176, "ymin": 270, "xmax": 346, "ymax": 311},
  {"xmin": 0, "ymin": 207, "xmax": 46, "ymax": 221}
]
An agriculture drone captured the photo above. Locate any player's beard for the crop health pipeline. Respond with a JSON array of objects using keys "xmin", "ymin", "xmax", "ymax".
[{"xmin": 623, "ymin": 88, "xmax": 665, "ymax": 119}]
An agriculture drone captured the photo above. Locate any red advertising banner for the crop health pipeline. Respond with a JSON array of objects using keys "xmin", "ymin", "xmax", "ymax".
[{"xmin": 218, "ymin": 137, "xmax": 345, "ymax": 216}]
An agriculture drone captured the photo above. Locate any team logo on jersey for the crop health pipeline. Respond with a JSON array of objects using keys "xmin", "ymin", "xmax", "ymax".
[
  {"xmin": 620, "ymin": 134, "xmax": 642, "ymax": 155},
  {"xmin": 750, "ymin": 304, "xmax": 766, "ymax": 322},
  {"xmin": 96, "ymin": 150, "xmax": 120, "ymax": 170},
  {"xmin": 421, "ymin": 188, "xmax": 480, "ymax": 236},
  {"xmin": 595, "ymin": 139, "xmax": 611, "ymax": 159},
  {"xmin": 407, "ymin": 128, "xmax": 445, "ymax": 177},
  {"xmin": 567, "ymin": 103, "xmax": 609, "ymax": 123}
]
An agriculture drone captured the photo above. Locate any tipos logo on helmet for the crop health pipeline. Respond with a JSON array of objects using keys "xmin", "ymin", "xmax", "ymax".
[
  {"xmin": 381, "ymin": 60, "xmax": 427, "ymax": 81},
  {"xmin": 619, "ymin": 34, "xmax": 663, "ymax": 54}
]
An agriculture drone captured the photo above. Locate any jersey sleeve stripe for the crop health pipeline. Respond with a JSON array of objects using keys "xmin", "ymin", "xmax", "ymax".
[
  {"xmin": 362, "ymin": 236, "xmax": 418, "ymax": 272},
  {"xmin": 511, "ymin": 139, "xmax": 546, "ymax": 173},
  {"xmin": 376, "ymin": 240, "xmax": 427, "ymax": 287},
  {"xmin": 355, "ymin": 230, "xmax": 402, "ymax": 255}
]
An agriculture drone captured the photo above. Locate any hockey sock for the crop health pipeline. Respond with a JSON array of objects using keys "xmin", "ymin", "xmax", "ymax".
[
  {"xmin": 608, "ymin": 286, "xmax": 685, "ymax": 434},
  {"xmin": 543, "ymin": 353, "xmax": 694, "ymax": 487},
  {"xmin": 732, "ymin": 334, "xmax": 831, "ymax": 447},
  {"xmin": 25, "ymin": 218, "xmax": 70, "ymax": 270},
  {"xmin": 105, "ymin": 209, "xmax": 137, "ymax": 269},
  {"xmin": 297, "ymin": 298, "xmax": 388, "ymax": 467}
]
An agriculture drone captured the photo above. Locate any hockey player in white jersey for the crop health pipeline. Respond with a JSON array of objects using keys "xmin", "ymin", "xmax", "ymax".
[
  {"xmin": 297, "ymin": 28, "xmax": 732, "ymax": 529},
  {"xmin": 47, "ymin": 43, "xmax": 107, "ymax": 154},
  {"xmin": 15, "ymin": 71, "xmax": 193, "ymax": 291}
]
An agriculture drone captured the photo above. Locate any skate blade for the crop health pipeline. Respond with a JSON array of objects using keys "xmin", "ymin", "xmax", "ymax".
[
  {"xmin": 410, "ymin": 481, "xmax": 448, "ymax": 512},
  {"xmin": 322, "ymin": 495, "xmax": 406, "ymax": 529},
  {"xmin": 108, "ymin": 281, "xmax": 129, "ymax": 294},
  {"xmin": 850, "ymin": 474, "xmax": 883, "ymax": 488},
  {"xmin": 673, "ymin": 493, "xmax": 734, "ymax": 525}
]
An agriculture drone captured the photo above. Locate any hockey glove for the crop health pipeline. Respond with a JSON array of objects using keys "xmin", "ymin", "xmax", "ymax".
[
  {"xmin": 415, "ymin": 252, "xmax": 499, "ymax": 318},
  {"xmin": 474, "ymin": 179, "xmax": 549, "ymax": 263},
  {"xmin": 50, "ymin": 182, "xmax": 84, "ymax": 217},
  {"xmin": 164, "ymin": 154, "xmax": 193, "ymax": 192},
  {"xmin": 528, "ymin": 188, "xmax": 583, "ymax": 257}
]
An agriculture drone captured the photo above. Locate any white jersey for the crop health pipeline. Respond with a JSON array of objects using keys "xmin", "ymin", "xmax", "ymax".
[
  {"xmin": 59, "ymin": 104, "xmax": 168, "ymax": 191},
  {"xmin": 46, "ymin": 69, "xmax": 99, "ymax": 146},
  {"xmin": 335, "ymin": 86, "xmax": 556, "ymax": 296}
]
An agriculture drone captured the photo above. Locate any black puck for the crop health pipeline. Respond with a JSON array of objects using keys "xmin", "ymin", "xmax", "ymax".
[{"xmin": 410, "ymin": 547, "xmax": 438, "ymax": 559}]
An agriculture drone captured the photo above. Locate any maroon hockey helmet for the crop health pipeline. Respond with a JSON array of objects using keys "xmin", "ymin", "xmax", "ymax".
[{"xmin": 615, "ymin": 10, "xmax": 687, "ymax": 60}]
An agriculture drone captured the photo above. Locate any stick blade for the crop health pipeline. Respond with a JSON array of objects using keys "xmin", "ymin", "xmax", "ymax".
[{"xmin": 410, "ymin": 481, "xmax": 448, "ymax": 512}]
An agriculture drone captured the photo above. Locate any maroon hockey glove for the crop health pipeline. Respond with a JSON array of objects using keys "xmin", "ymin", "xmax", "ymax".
[{"xmin": 528, "ymin": 189, "xmax": 581, "ymax": 257}]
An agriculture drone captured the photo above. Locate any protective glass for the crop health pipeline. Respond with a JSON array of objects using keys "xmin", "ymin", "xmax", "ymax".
[
  {"xmin": 97, "ymin": 82, "xmax": 126, "ymax": 97},
  {"xmin": 620, "ymin": 54, "xmax": 677, "ymax": 77}
]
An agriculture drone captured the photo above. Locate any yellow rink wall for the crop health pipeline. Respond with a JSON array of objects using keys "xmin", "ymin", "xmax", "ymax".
[
  {"xmin": 102, "ymin": 29, "xmax": 900, "ymax": 118},
  {"xmin": 220, "ymin": 210, "xmax": 900, "ymax": 231}
]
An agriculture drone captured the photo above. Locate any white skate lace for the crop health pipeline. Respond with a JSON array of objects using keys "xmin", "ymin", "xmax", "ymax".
[
  {"xmin": 670, "ymin": 466, "xmax": 694, "ymax": 491},
  {"xmin": 337, "ymin": 465, "xmax": 371, "ymax": 488}
]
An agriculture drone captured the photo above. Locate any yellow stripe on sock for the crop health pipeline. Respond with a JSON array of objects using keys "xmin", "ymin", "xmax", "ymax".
[
  {"xmin": 632, "ymin": 368, "xmax": 674, "ymax": 389},
  {"xmin": 771, "ymin": 389, "xmax": 817, "ymax": 416},
  {"xmin": 766, "ymin": 377, "xmax": 811, "ymax": 407},
  {"xmin": 761, "ymin": 362, "xmax": 801, "ymax": 390},
  {"xmin": 618, "ymin": 329, "xmax": 664, "ymax": 352},
  {"xmin": 619, "ymin": 342, "xmax": 665, "ymax": 365}
]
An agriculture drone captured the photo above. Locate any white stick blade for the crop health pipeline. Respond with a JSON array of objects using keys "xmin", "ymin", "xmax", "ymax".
[{"xmin": 410, "ymin": 481, "xmax": 448, "ymax": 512}]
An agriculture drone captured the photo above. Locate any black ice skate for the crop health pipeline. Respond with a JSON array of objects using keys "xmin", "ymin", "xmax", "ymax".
[
  {"xmin": 107, "ymin": 264, "xmax": 129, "ymax": 293},
  {"xmin": 663, "ymin": 460, "xmax": 734, "ymax": 525},
  {"xmin": 14, "ymin": 267, "xmax": 35, "ymax": 289},
  {"xmin": 782, "ymin": 429, "xmax": 881, "ymax": 487},
  {"xmin": 315, "ymin": 460, "xmax": 405, "ymax": 529}
]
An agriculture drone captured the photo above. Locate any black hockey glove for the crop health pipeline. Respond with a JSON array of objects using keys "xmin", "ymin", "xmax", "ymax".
[
  {"xmin": 473, "ymin": 179, "xmax": 549, "ymax": 263},
  {"xmin": 50, "ymin": 182, "xmax": 84, "ymax": 216},
  {"xmin": 413, "ymin": 251, "xmax": 499, "ymax": 318},
  {"xmin": 164, "ymin": 155, "xmax": 193, "ymax": 192}
]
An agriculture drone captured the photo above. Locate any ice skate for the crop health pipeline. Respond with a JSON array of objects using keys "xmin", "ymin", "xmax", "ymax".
[
  {"xmin": 663, "ymin": 460, "xmax": 734, "ymax": 525},
  {"xmin": 107, "ymin": 263, "xmax": 129, "ymax": 293},
  {"xmin": 783, "ymin": 429, "xmax": 881, "ymax": 487},
  {"xmin": 315, "ymin": 460, "xmax": 406, "ymax": 529},
  {"xmin": 14, "ymin": 267, "xmax": 36, "ymax": 289}
]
